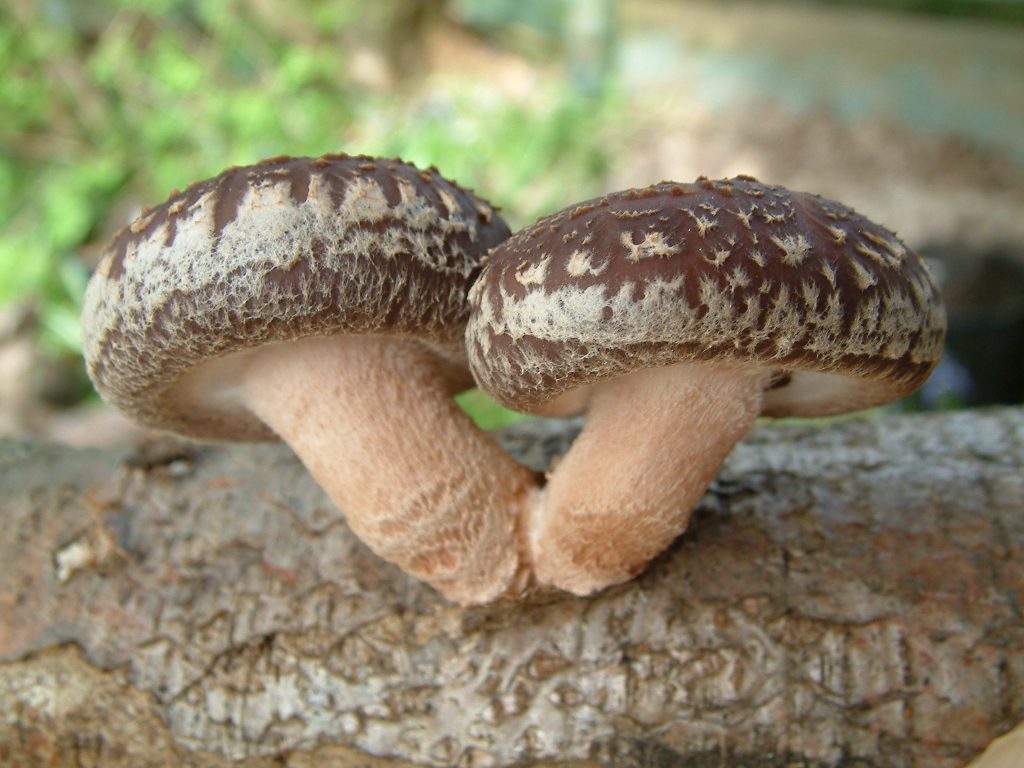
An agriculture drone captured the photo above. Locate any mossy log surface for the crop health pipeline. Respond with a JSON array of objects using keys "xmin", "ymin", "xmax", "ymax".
[{"xmin": 1, "ymin": 408, "xmax": 1022, "ymax": 767}]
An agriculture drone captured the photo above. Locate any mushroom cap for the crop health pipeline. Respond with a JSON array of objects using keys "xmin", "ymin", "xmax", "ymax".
[
  {"xmin": 466, "ymin": 176, "xmax": 946, "ymax": 417},
  {"xmin": 83, "ymin": 154, "xmax": 511, "ymax": 439}
]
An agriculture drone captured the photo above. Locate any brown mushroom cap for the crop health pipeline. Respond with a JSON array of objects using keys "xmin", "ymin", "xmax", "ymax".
[
  {"xmin": 83, "ymin": 153, "xmax": 510, "ymax": 439},
  {"xmin": 467, "ymin": 176, "xmax": 946, "ymax": 417}
]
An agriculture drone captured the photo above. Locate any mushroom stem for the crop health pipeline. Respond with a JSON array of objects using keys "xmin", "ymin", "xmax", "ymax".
[
  {"xmin": 531, "ymin": 362, "xmax": 770, "ymax": 595},
  {"xmin": 239, "ymin": 335, "xmax": 538, "ymax": 605}
]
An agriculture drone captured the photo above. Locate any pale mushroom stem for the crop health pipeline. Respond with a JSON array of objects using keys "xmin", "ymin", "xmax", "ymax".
[
  {"xmin": 531, "ymin": 362, "xmax": 771, "ymax": 596},
  {"xmin": 966, "ymin": 721, "xmax": 1024, "ymax": 768},
  {"xmin": 239, "ymin": 335, "xmax": 538, "ymax": 605}
]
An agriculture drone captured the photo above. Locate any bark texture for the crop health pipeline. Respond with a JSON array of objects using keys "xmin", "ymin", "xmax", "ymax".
[{"xmin": 1, "ymin": 408, "xmax": 1022, "ymax": 768}]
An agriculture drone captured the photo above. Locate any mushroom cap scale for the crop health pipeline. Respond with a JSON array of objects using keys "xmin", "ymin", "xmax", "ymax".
[
  {"xmin": 467, "ymin": 176, "xmax": 946, "ymax": 417},
  {"xmin": 83, "ymin": 154, "xmax": 511, "ymax": 439}
]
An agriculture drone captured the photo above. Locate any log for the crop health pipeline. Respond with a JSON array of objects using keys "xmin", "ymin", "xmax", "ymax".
[{"xmin": 1, "ymin": 408, "xmax": 1022, "ymax": 767}]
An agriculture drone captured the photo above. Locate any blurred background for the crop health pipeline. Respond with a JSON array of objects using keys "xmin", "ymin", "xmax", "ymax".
[{"xmin": 1, "ymin": 0, "xmax": 1023, "ymax": 444}]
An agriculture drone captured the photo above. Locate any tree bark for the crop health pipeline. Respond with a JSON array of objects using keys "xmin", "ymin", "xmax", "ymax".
[{"xmin": 1, "ymin": 408, "xmax": 1022, "ymax": 768}]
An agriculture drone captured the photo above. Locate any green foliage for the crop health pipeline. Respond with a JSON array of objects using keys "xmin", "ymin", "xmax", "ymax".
[
  {"xmin": 801, "ymin": 0, "xmax": 1024, "ymax": 24},
  {"xmin": 0, "ymin": 0, "xmax": 622, "ymax": 428},
  {"xmin": 451, "ymin": 0, "xmax": 567, "ymax": 36},
  {"xmin": 0, "ymin": 0, "xmax": 619, "ymax": 347},
  {"xmin": 354, "ymin": 86, "xmax": 618, "ymax": 228},
  {"xmin": 454, "ymin": 389, "xmax": 527, "ymax": 430}
]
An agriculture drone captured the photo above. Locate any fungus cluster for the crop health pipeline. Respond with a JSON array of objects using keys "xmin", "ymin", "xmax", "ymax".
[{"xmin": 82, "ymin": 156, "xmax": 946, "ymax": 605}]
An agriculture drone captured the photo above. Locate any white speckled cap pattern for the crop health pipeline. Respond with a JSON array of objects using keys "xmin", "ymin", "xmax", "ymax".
[
  {"xmin": 467, "ymin": 176, "xmax": 946, "ymax": 416},
  {"xmin": 83, "ymin": 154, "xmax": 510, "ymax": 439}
]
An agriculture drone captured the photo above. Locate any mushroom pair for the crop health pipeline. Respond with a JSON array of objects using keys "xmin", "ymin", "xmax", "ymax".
[{"xmin": 82, "ymin": 156, "xmax": 946, "ymax": 605}]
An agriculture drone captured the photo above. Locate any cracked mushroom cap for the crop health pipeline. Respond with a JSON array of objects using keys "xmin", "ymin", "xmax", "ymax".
[
  {"xmin": 467, "ymin": 176, "xmax": 946, "ymax": 417},
  {"xmin": 83, "ymin": 153, "xmax": 511, "ymax": 439}
]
